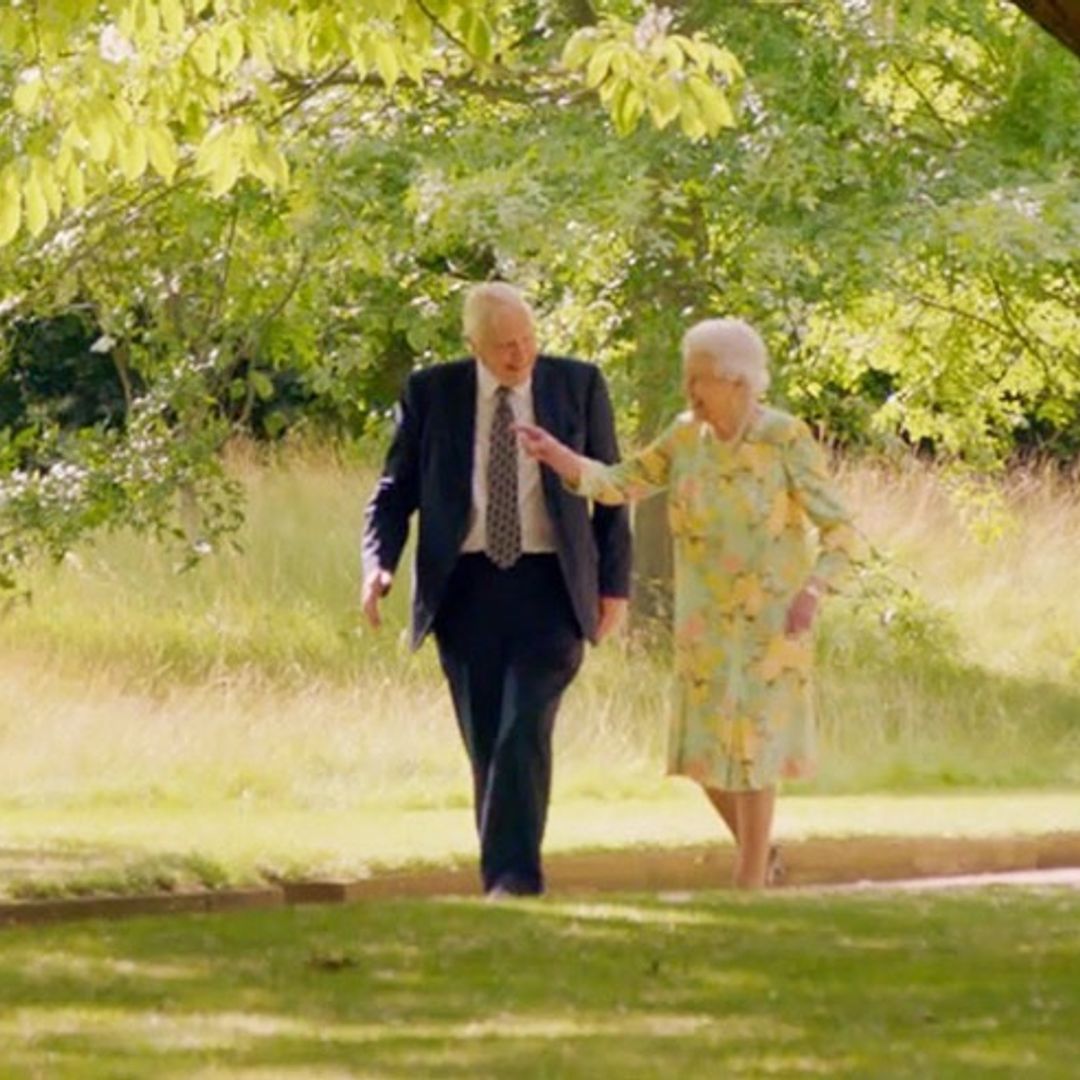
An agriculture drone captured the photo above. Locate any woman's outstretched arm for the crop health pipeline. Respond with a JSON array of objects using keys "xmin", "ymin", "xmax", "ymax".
[{"xmin": 517, "ymin": 419, "xmax": 677, "ymax": 506}]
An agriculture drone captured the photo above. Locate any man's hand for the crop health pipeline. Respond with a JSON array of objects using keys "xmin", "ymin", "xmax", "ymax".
[
  {"xmin": 597, "ymin": 596, "xmax": 629, "ymax": 642},
  {"xmin": 785, "ymin": 579, "xmax": 823, "ymax": 637},
  {"xmin": 362, "ymin": 568, "xmax": 393, "ymax": 628}
]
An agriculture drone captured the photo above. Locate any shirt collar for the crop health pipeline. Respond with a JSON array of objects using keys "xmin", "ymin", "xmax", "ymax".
[{"xmin": 475, "ymin": 359, "xmax": 532, "ymax": 401}]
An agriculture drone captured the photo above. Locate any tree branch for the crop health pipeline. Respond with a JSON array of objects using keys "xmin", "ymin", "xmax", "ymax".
[{"xmin": 1008, "ymin": 0, "xmax": 1080, "ymax": 60}]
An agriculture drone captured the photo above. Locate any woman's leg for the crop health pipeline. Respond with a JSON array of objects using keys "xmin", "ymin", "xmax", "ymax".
[
  {"xmin": 733, "ymin": 787, "xmax": 776, "ymax": 890},
  {"xmin": 702, "ymin": 785, "xmax": 740, "ymax": 844}
]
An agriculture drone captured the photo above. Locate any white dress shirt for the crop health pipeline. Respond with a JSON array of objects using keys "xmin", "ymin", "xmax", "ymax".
[{"xmin": 460, "ymin": 360, "xmax": 557, "ymax": 556}]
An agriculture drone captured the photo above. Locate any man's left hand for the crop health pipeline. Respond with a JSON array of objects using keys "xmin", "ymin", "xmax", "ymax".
[{"xmin": 597, "ymin": 596, "xmax": 629, "ymax": 642}]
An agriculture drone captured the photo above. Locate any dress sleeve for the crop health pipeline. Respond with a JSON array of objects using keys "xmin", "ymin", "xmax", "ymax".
[
  {"xmin": 571, "ymin": 418, "xmax": 679, "ymax": 506},
  {"xmin": 782, "ymin": 421, "xmax": 864, "ymax": 589}
]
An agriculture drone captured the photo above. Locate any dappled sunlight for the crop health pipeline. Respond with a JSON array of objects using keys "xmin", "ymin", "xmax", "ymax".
[
  {"xmin": 0, "ymin": 888, "xmax": 1075, "ymax": 1074},
  {"xmin": 0, "ymin": 1004, "xmax": 799, "ymax": 1050},
  {"xmin": 519, "ymin": 898, "xmax": 740, "ymax": 928},
  {"xmin": 948, "ymin": 1042, "xmax": 1044, "ymax": 1070},
  {"xmin": 442, "ymin": 893, "xmax": 845, "ymax": 941},
  {"xmin": 18, "ymin": 950, "xmax": 211, "ymax": 985},
  {"xmin": 725, "ymin": 1051, "xmax": 859, "ymax": 1075}
]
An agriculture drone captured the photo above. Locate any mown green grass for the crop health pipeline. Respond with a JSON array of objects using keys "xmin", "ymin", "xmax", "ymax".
[{"xmin": 1, "ymin": 887, "xmax": 1077, "ymax": 1077}]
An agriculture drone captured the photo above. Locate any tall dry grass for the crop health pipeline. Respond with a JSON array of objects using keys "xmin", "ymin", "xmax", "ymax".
[{"xmin": 0, "ymin": 445, "xmax": 1076, "ymax": 810}]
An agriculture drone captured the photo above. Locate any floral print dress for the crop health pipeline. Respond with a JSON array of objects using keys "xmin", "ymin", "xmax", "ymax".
[{"xmin": 576, "ymin": 406, "xmax": 862, "ymax": 791}]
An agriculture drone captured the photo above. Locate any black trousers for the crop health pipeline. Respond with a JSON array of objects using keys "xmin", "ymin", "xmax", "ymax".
[{"xmin": 433, "ymin": 553, "xmax": 585, "ymax": 894}]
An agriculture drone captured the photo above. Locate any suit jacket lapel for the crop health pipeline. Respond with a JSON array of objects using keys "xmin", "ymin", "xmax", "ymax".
[
  {"xmin": 436, "ymin": 361, "xmax": 475, "ymax": 522},
  {"xmin": 531, "ymin": 358, "xmax": 565, "ymax": 517}
]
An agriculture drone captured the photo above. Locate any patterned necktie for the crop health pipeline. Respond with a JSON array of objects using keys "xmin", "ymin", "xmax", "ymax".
[{"xmin": 486, "ymin": 386, "xmax": 522, "ymax": 569}]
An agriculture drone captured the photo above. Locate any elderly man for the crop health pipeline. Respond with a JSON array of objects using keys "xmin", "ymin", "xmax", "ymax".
[{"xmin": 362, "ymin": 283, "xmax": 632, "ymax": 897}]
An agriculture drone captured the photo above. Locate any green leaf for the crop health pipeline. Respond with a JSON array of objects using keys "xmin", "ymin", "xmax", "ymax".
[
  {"xmin": 13, "ymin": 76, "xmax": 43, "ymax": 116},
  {"xmin": 194, "ymin": 129, "xmax": 228, "ymax": 179},
  {"xmin": 118, "ymin": 129, "xmax": 149, "ymax": 182},
  {"xmin": 0, "ymin": 168, "xmax": 21, "ymax": 245},
  {"xmin": 23, "ymin": 175, "xmax": 48, "ymax": 236},
  {"xmin": 662, "ymin": 39, "xmax": 685, "ymax": 72},
  {"xmin": 677, "ymin": 94, "xmax": 707, "ymax": 141},
  {"xmin": 648, "ymin": 75, "xmax": 681, "ymax": 129},
  {"xmin": 248, "ymin": 138, "xmax": 290, "ymax": 190},
  {"xmin": 34, "ymin": 159, "xmax": 63, "ymax": 216},
  {"xmin": 86, "ymin": 116, "xmax": 114, "ymax": 163},
  {"xmin": 706, "ymin": 44, "xmax": 744, "ymax": 80},
  {"xmin": 65, "ymin": 163, "xmax": 87, "ymax": 209},
  {"xmin": 262, "ymin": 412, "xmax": 287, "ymax": 438},
  {"xmin": 249, "ymin": 370, "xmax": 275, "ymax": 401},
  {"xmin": 585, "ymin": 44, "xmax": 615, "ymax": 90},
  {"xmin": 562, "ymin": 29, "xmax": 595, "ymax": 71},
  {"xmin": 374, "ymin": 40, "xmax": 400, "ymax": 87},
  {"xmin": 687, "ymin": 76, "xmax": 735, "ymax": 134},
  {"xmin": 160, "ymin": 0, "xmax": 185, "ymax": 36},
  {"xmin": 147, "ymin": 126, "xmax": 179, "ymax": 183},
  {"xmin": 209, "ymin": 155, "xmax": 241, "ymax": 198},
  {"xmin": 611, "ymin": 81, "xmax": 644, "ymax": 137},
  {"xmin": 191, "ymin": 33, "xmax": 218, "ymax": 77},
  {"xmin": 218, "ymin": 22, "xmax": 245, "ymax": 75},
  {"xmin": 460, "ymin": 12, "xmax": 493, "ymax": 63}
]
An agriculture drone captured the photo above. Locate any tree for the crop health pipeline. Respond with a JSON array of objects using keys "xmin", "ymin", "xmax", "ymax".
[
  {"xmin": 0, "ymin": 0, "xmax": 742, "ymax": 247},
  {"xmin": 0, "ymin": 0, "xmax": 743, "ymax": 582},
  {"xmin": 1, "ymin": 0, "xmax": 1077, "ymax": 588}
]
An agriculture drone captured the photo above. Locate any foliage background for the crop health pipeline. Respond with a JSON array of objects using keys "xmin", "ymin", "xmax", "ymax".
[{"xmin": 1, "ymin": 2, "xmax": 1078, "ymax": 573}]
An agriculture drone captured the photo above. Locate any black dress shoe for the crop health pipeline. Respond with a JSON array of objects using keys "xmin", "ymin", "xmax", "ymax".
[{"xmin": 485, "ymin": 876, "xmax": 541, "ymax": 899}]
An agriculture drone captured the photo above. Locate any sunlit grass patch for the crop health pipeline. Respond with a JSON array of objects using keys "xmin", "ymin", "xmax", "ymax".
[
  {"xmin": 0, "ymin": 888, "xmax": 1076, "ymax": 1077},
  {"xmin": 2, "ymin": 791, "xmax": 1079, "ymax": 901}
]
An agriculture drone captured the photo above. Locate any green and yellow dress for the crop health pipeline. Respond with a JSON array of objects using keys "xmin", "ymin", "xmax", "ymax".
[{"xmin": 576, "ymin": 406, "xmax": 862, "ymax": 791}]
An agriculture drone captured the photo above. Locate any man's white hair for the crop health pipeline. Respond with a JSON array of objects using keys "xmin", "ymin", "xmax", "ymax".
[
  {"xmin": 462, "ymin": 282, "xmax": 534, "ymax": 342},
  {"xmin": 681, "ymin": 318, "xmax": 771, "ymax": 397}
]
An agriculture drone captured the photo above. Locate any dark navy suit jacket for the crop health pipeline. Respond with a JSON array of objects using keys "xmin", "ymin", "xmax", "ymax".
[{"xmin": 362, "ymin": 355, "xmax": 633, "ymax": 648}]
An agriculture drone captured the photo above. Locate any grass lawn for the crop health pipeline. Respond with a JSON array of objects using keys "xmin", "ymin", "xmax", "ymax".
[
  {"xmin": 2, "ymin": 791, "xmax": 1079, "ymax": 899},
  {"xmin": 0, "ymin": 887, "xmax": 1077, "ymax": 1077}
]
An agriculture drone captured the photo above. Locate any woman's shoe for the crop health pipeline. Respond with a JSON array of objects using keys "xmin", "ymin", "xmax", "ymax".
[{"xmin": 765, "ymin": 844, "xmax": 786, "ymax": 887}]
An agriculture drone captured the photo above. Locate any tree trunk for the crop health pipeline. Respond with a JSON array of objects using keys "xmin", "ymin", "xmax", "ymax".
[
  {"xmin": 1009, "ymin": 1, "xmax": 1080, "ymax": 58},
  {"xmin": 631, "ymin": 493, "xmax": 673, "ymax": 624}
]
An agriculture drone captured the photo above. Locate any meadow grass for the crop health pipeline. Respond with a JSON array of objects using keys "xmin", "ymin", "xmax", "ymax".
[
  {"xmin": 0, "ymin": 446, "xmax": 1077, "ymax": 893},
  {"xmin": 1, "ymin": 446, "xmax": 1076, "ymax": 812},
  {"xmin": 0, "ymin": 887, "xmax": 1077, "ymax": 1077}
]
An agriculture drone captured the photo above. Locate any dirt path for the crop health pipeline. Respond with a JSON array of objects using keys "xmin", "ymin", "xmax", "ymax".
[
  {"xmin": 2, "ymin": 833, "xmax": 1078, "ymax": 927},
  {"xmin": 819, "ymin": 866, "xmax": 1080, "ymax": 892}
]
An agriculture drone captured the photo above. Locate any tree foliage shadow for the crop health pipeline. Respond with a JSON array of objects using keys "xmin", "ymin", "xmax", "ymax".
[{"xmin": 0, "ymin": 889, "xmax": 1077, "ymax": 1077}]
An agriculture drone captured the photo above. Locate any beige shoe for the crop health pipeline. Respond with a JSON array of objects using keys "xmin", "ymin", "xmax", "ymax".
[{"xmin": 766, "ymin": 844, "xmax": 786, "ymax": 887}]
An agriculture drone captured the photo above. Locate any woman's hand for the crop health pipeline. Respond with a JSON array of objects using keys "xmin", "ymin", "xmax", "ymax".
[
  {"xmin": 785, "ymin": 579, "xmax": 824, "ymax": 637},
  {"xmin": 514, "ymin": 423, "xmax": 583, "ymax": 486}
]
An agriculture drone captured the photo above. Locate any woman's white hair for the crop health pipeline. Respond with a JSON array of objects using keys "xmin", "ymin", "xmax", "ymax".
[
  {"xmin": 681, "ymin": 318, "xmax": 771, "ymax": 397},
  {"xmin": 462, "ymin": 282, "xmax": 534, "ymax": 342}
]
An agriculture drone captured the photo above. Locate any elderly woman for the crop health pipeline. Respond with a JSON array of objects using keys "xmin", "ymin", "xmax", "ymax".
[{"xmin": 516, "ymin": 318, "xmax": 862, "ymax": 889}]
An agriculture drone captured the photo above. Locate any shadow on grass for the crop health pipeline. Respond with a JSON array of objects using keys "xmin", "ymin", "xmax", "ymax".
[{"xmin": 0, "ymin": 889, "xmax": 1077, "ymax": 1077}]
